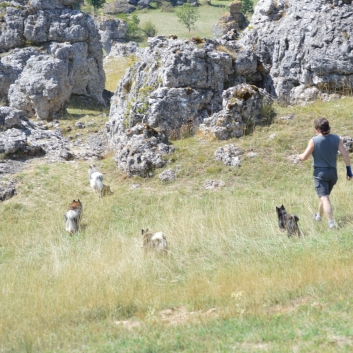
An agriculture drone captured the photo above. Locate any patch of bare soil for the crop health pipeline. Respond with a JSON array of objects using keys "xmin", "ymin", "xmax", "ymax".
[{"xmin": 158, "ymin": 307, "xmax": 218, "ymax": 325}]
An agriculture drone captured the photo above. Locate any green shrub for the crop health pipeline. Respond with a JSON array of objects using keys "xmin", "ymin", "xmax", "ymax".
[{"xmin": 141, "ymin": 21, "xmax": 157, "ymax": 37}]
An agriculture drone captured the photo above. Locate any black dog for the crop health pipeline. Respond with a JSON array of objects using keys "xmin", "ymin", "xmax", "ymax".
[
  {"xmin": 276, "ymin": 205, "xmax": 300, "ymax": 237},
  {"xmin": 276, "ymin": 205, "xmax": 287, "ymax": 230}
]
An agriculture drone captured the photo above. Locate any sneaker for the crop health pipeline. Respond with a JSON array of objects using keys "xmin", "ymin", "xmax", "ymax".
[
  {"xmin": 329, "ymin": 220, "xmax": 336, "ymax": 229},
  {"xmin": 312, "ymin": 213, "xmax": 322, "ymax": 222}
]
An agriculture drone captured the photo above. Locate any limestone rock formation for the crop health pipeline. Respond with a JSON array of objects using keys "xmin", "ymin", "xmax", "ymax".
[
  {"xmin": 214, "ymin": 144, "xmax": 243, "ymax": 166},
  {"xmin": 159, "ymin": 168, "xmax": 176, "ymax": 182},
  {"xmin": 199, "ymin": 84, "xmax": 268, "ymax": 140},
  {"xmin": 0, "ymin": 179, "xmax": 16, "ymax": 202},
  {"xmin": 213, "ymin": 1, "xmax": 249, "ymax": 38},
  {"xmin": 0, "ymin": 107, "xmax": 70, "ymax": 158},
  {"xmin": 106, "ymin": 36, "xmax": 272, "ymax": 177},
  {"xmin": 0, "ymin": 0, "xmax": 105, "ymax": 119},
  {"xmin": 238, "ymin": 0, "xmax": 353, "ymax": 104},
  {"xmin": 106, "ymin": 36, "xmax": 233, "ymax": 176},
  {"xmin": 96, "ymin": 16, "xmax": 128, "ymax": 54}
]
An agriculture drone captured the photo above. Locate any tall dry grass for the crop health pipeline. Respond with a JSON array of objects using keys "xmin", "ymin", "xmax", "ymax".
[{"xmin": 2, "ymin": 98, "xmax": 353, "ymax": 351}]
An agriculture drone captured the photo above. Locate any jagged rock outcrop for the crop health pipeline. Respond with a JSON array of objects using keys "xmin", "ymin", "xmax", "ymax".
[
  {"xmin": 159, "ymin": 168, "xmax": 176, "ymax": 182},
  {"xmin": 107, "ymin": 123, "xmax": 174, "ymax": 177},
  {"xmin": 95, "ymin": 16, "xmax": 128, "ymax": 54},
  {"xmin": 238, "ymin": 0, "xmax": 353, "ymax": 105},
  {"xmin": 106, "ymin": 41, "xmax": 143, "ymax": 59},
  {"xmin": 199, "ymin": 84, "xmax": 268, "ymax": 139},
  {"xmin": 214, "ymin": 144, "xmax": 243, "ymax": 166},
  {"xmin": 0, "ymin": 179, "xmax": 16, "ymax": 202},
  {"xmin": 213, "ymin": 1, "xmax": 248, "ymax": 38},
  {"xmin": 106, "ymin": 36, "xmax": 272, "ymax": 177},
  {"xmin": 0, "ymin": 0, "xmax": 105, "ymax": 119},
  {"xmin": 106, "ymin": 36, "xmax": 233, "ymax": 176},
  {"xmin": 0, "ymin": 107, "xmax": 71, "ymax": 158}
]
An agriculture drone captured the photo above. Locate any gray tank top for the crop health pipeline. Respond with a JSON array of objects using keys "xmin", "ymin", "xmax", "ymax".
[{"xmin": 312, "ymin": 134, "xmax": 340, "ymax": 168}]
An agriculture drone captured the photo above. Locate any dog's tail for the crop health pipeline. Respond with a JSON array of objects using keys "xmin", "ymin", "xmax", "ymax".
[{"xmin": 65, "ymin": 210, "xmax": 79, "ymax": 234}]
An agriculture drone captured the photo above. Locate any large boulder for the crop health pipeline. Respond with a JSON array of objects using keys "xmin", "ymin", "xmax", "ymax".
[
  {"xmin": 238, "ymin": 0, "xmax": 353, "ymax": 104},
  {"xmin": 199, "ymin": 84, "xmax": 269, "ymax": 140},
  {"xmin": 213, "ymin": 1, "xmax": 249, "ymax": 37},
  {"xmin": 0, "ymin": 1, "xmax": 105, "ymax": 119},
  {"xmin": 106, "ymin": 36, "xmax": 272, "ymax": 176},
  {"xmin": 96, "ymin": 16, "xmax": 128, "ymax": 54}
]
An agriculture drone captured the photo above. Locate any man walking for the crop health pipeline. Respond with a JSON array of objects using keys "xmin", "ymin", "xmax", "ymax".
[{"xmin": 299, "ymin": 118, "xmax": 353, "ymax": 229}]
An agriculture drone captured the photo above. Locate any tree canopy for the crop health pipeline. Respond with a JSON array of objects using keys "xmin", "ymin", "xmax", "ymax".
[
  {"xmin": 86, "ymin": 0, "xmax": 106, "ymax": 15},
  {"xmin": 175, "ymin": 3, "xmax": 200, "ymax": 33}
]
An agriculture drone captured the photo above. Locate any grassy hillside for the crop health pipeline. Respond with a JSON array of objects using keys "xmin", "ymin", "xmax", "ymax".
[
  {"xmin": 2, "ymin": 97, "xmax": 353, "ymax": 352},
  {"xmin": 83, "ymin": 0, "xmax": 258, "ymax": 39}
]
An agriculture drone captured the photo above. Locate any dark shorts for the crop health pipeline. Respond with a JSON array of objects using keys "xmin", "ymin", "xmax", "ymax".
[{"xmin": 313, "ymin": 167, "xmax": 338, "ymax": 197}]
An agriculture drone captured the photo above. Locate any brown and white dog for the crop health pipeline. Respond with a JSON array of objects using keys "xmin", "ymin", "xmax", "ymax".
[
  {"xmin": 141, "ymin": 229, "xmax": 169, "ymax": 255},
  {"xmin": 64, "ymin": 199, "xmax": 83, "ymax": 235}
]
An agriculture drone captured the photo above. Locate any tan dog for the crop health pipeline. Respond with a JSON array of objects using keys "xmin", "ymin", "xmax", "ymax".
[
  {"xmin": 64, "ymin": 199, "xmax": 83, "ymax": 235},
  {"xmin": 141, "ymin": 229, "xmax": 169, "ymax": 255}
]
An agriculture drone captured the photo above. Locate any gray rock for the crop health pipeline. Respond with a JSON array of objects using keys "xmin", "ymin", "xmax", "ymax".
[
  {"xmin": 106, "ymin": 36, "xmax": 236, "ymax": 176},
  {"xmin": 0, "ymin": 3, "xmax": 105, "ymax": 119},
  {"xmin": 106, "ymin": 41, "xmax": 143, "ymax": 59},
  {"xmin": 203, "ymin": 180, "xmax": 225, "ymax": 189},
  {"xmin": 9, "ymin": 54, "xmax": 72, "ymax": 120},
  {"xmin": 214, "ymin": 144, "xmax": 242, "ymax": 166},
  {"xmin": 0, "ymin": 179, "xmax": 16, "ymax": 202},
  {"xmin": 247, "ymin": 151, "xmax": 258, "ymax": 158},
  {"xmin": 279, "ymin": 114, "xmax": 294, "ymax": 120},
  {"xmin": 199, "ymin": 84, "xmax": 267, "ymax": 140},
  {"xmin": 106, "ymin": 36, "xmax": 275, "ymax": 176},
  {"xmin": 95, "ymin": 16, "xmax": 128, "ymax": 54},
  {"xmin": 341, "ymin": 136, "xmax": 353, "ymax": 153},
  {"xmin": 75, "ymin": 121, "xmax": 85, "ymax": 129},
  {"xmin": 159, "ymin": 168, "xmax": 176, "ymax": 182},
  {"xmin": 238, "ymin": 0, "xmax": 353, "ymax": 104}
]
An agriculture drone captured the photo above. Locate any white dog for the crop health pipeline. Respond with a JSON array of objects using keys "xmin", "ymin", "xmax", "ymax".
[{"xmin": 88, "ymin": 165, "xmax": 103, "ymax": 197}]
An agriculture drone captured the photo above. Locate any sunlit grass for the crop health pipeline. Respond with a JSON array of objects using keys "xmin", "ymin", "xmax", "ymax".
[{"xmin": 2, "ymin": 98, "xmax": 353, "ymax": 351}]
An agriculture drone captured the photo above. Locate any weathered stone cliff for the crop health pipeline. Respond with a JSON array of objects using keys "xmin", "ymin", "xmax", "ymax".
[
  {"xmin": 106, "ymin": 36, "xmax": 269, "ymax": 176},
  {"xmin": 0, "ymin": 0, "xmax": 105, "ymax": 119},
  {"xmin": 238, "ymin": 0, "xmax": 353, "ymax": 104}
]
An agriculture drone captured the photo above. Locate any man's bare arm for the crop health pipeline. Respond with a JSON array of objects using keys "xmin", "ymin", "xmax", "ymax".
[{"xmin": 299, "ymin": 139, "xmax": 314, "ymax": 161}]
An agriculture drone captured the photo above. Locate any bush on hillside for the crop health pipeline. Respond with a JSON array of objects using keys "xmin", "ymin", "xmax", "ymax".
[{"xmin": 141, "ymin": 21, "xmax": 157, "ymax": 37}]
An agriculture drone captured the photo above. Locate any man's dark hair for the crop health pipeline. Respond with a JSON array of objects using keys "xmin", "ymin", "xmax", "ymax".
[{"xmin": 314, "ymin": 118, "xmax": 331, "ymax": 135}]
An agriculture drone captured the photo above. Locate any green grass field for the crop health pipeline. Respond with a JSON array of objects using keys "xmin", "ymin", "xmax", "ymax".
[
  {"xmin": 2, "ymin": 97, "xmax": 353, "ymax": 352},
  {"xmin": 83, "ymin": 0, "xmax": 259, "ymax": 39}
]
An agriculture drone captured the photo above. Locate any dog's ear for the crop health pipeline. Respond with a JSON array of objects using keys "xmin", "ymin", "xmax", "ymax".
[
  {"xmin": 294, "ymin": 215, "xmax": 299, "ymax": 222},
  {"xmin": 281, "ymin": 205, "xmax": 285, "ymax": 210},
  {"xmin": 142, "ymin": 229, "xmax": 144, "ymax": 235}
]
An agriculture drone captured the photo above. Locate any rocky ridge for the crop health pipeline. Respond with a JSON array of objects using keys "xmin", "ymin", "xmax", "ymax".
[
  {"xmin": 106, "ymin": 35, "xmax": 270, "ymax": 177},
  {"xmin": 238, "ymin": 0, "xmax": 353, "ymax": 104}
]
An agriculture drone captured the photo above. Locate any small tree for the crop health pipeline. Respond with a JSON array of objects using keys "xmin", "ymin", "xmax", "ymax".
[
  {"xmin": 86, "ymin": 0, "xmax": 106, "ymax": 16},
  {"xmin": 241, "ymin": 0, "xmax": 253, "ymax": 14},
  {"xmin": 126, "ymin": 14, "xmax": 142, "ymax": 40},
  {"xmin": 175, "ymin": 2, "xmax": 199, "ymax": 33},
  {"xmin": 141, "ymin": 21, "xmax": 157, "ymax": 37}
]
